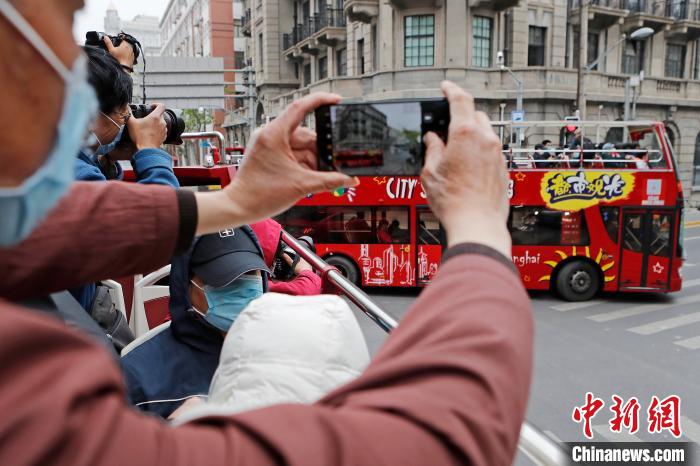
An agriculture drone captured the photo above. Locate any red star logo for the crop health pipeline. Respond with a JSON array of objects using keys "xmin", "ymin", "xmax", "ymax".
[
  {"xmin": 514, "ymin": 172, "xmax": 527, "ymax": 182},
  {"xmin": 652, "ymin": 262, "xmax": 665, "ymax": 274}
]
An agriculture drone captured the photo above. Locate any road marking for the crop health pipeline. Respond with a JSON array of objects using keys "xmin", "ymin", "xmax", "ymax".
[
  {"xmin": 551, "ymin": 300, "xmax": 604, "ymax": 312},
  {"xmin": 685, "ymin": 220, "xmax": 700, "ymax": 228},
  {"xmin": 674, "ymin": 336, "xmax": 700, "ymax": 350},
  {"xmin": 592, "ymin": 424, "xmax": 642, "ymax": 442},
  {"xmin": 682, "ymin": 278, "xmax": 700, "ymax": 288},
  {"xmin": 684, "ymin": 236, "xmax": 700, "ymax": 241},
  {"xmin": 628, "ymin": 312, "xmax": 700, "ymax": 335},
  {"xmin": 681, "ymin": 416, "xmax": 700, "ymax": 443},
  {"xmin": 684, "ymin": 262, "xmax": 697, "ymax": 267},
  {"xmin": 588, "ymin": 292, "xmax": 700, "ymax": 323}
]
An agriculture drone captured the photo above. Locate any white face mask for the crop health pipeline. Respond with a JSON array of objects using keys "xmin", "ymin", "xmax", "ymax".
[{"xmin": 0, "ymin": 0, "xmax": 98, "ymax": 246}]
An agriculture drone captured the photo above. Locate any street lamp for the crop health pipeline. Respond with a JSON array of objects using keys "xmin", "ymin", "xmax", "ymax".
[
  {"xmin": 497, "ymin": 51, "xmax": 524, "ymax": 144},
  {"xmin": 578, "ymin": 26, "xmax": 654, "ymax": 120}
]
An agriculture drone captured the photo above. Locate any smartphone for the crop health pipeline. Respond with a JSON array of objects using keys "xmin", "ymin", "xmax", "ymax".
[{"xmin": 316, "ymin": 98, "xmax": 449, "ymax": 176}]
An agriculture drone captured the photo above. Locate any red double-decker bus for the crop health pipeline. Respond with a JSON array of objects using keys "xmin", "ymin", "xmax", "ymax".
[{"xmin": 274, "ymin": 121, "xmax": 685, "ymax": 301}]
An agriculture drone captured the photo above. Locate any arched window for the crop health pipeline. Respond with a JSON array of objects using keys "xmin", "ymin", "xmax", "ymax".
[{"xmin": 693, "ymin": 132, "xmax": 700, "ymax": 186}]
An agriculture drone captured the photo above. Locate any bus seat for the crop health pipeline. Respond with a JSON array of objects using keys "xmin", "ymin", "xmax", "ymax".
[
  {"xmin": 112, "ymin": 276, "xmax": 135, "ymax": 321},
  {"xmin": 131, "ymin": 265, "xmax": 172, "ymax": 337},
  {"xmin": 121, "ymin": 321, "xmax": 172, "ymax": 357},
  {"xmin": 100, "ymin": 280, "xmax": 127, "ymax": 320}
]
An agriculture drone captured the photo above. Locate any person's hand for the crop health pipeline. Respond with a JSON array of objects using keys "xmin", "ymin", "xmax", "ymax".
[
  {"xmin": 103, "ymin": 36, "xmax": 135, "ymax": 69},
  {"xmin": 422, "ymin": 81, "xmax": 511, "ymax": 257},
  {"xmin": 126, "ymin": 104, "xmax": 167, "ymax": 151},
  {"xmin": 283, "ymin": 253, "xmax": 313, "ymax": 275},
  {"xmin": 195, "ymin": 93, "xmax": 358, "ymax": 234}
]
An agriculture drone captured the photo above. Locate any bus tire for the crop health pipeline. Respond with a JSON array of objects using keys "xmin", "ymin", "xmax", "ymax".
[
  {"xmin": 326, "ymin": 255, "xmax": 360, "ymax": 285},
  {"xmin": 555, "ymin": 260, "xmax": 600, "ymax": 302}
]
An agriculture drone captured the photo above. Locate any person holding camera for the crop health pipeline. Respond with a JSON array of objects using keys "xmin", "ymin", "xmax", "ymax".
[
  {"xmin": 71, "ymin": 46, "xmax": 179, "ymax": 314},
  {"xmin": 251, "ymin": 219, "xmax": 322, "ymax": 296},
  {"xmin": 0, "ymin": 1, "xmax": 531, "ymax": 465}
]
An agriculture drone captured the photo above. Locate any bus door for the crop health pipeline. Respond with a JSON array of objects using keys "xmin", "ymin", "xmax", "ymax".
[
  {"xmin": 620, "ymin": 209, "xmax": 675, "ymax": 290},
  {"xmin": 416, "ymin": 207, "xmax": 444, "ymax": 286}
]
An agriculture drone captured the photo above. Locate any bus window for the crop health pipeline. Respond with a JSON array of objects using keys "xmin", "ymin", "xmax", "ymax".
[
  {"xmin": 277, "ymin": 206, "xmax": 409, "ymax": 245},
  {"xmin": 510, "ymin": 206, "xmax": 590, "ymax": 246},
  {"xmin": 650, "ymin": 213, "xmax": 671, "ymax": 257},
  {"xmin": 344, "ymin": 209, "xmax": 373, "ymax": 243},
  {"xmin": 417, "ymin": 210, "xmax": 442, "ymax": 245},
  {"xmin": 640, "ymin": 131, "xmax": 668, "ymax": 169},
  {"xmin": 599, "ymin": 207, "xmax": 620, "ymax": 243},
  {"xmin": 623, "ymin": 214, "xmax": 645, "ymax": 253},
  {"xmin": 376, "ymin": 207, "xmax": 410, "ymax": 244}
]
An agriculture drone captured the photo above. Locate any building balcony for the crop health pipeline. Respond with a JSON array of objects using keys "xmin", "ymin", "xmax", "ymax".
[
  {"xmin": 241, "ymin": 8, "xmax": 252, "ymax": 37},
  {"xmin": 283, "ymin": 9, "xmax": 347, "ymax": 56},
  {"xmin": 389, "ymin": 0, "xmax": 444, "ymax": 9},
  {"xmin": 344, "ymin": 0, "xmax": 379, "ymax": 23},
  {"xmin": 667, "ymin": 1, "xmax": 700, "ymax": 38},
  {"xmin": 569, "ymin": 0, "xmax": 629, "ymax": 28},
  {"xmin": 468, "ymin": 0, "xmax": 520, "ymax": 11},
  {"xmin": 314, "ymin": 8, "xmax": 347, "ymax": 46},
  {"xmin": 623, "ymin": 0, "xmax": 675, "ymax": 31}
]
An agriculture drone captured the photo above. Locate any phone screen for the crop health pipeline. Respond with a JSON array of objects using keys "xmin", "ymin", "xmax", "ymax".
[{"xmin": 316, "ymin": 99, "xmax": 449, "ymax": 176}]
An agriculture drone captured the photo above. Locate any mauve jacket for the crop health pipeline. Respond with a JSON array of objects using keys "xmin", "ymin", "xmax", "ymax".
[{"xmin": 0, "ymin": 181, "xmax": 533, "ymax": 466}]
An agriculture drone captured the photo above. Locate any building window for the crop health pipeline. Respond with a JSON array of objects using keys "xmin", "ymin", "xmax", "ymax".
[
  {"xmin": 404, "ymin": 15, "xmax": 435, "ymax": 67},
  {"xmin": 528, "ymin": 26, "xmax": 546, "ymax": 66},
  {"xmin": 303, "ymin": 63, "xmax": 311, "ymax": 86},
  {"xmin": 234, "ymin": 51, "xmax": 245, "ymax": 69},
  {"xmin": 258, "ymin": 33, "xmax": 264, "ymax": 71},
  {"xmin": 587, "ymin": 31, "xmax": 600, "ymax": 70},
  {"xmin": 357, "ymin": 38, "xmax": 365, "ymax": 74},
  {"xmin": 472, "ymin": 16, "xmax": 492, "ymax": 68},
  {"xmin": 336, "ymin": 48, "xmax": 347, "ymax": 76},
  {"xmin": 318, "ymin": 55, "xmax": 328, "ymax": 80},
  {"xmin": 694, "ymin": 39, "xmax": 700, "ymax": 80},
  {"xmin": 371, "ymin": 24, "xmax": 378, "ymax": 72},
  {"xmin": 622, "ymin": 39, "xmax": 645, "ymax": 74},
  {"xmin": 665, "ymin": 43, "xmax": 686, "ymax": 78},
  {"xmin": 694, "ymin": 132, "xmax": 700, "ymax": 186}
]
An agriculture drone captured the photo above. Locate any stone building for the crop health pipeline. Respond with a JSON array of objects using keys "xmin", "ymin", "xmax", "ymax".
[
  {"xmin": 104, "ymin": 2, "xmax": 162, "ymax": 56},
  {"xmin": 160, "ymin": 0, "xmax": 237, "ymax": 130},
  {"xmin": 233, "ymin": 0, "xmax": 700, "ymax": 202}
]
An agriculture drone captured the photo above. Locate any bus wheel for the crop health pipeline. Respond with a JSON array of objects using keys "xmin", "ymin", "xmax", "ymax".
[
  {"xmin": 556, "ymin": 260, "xmax": 600, "ymax": 302},
  {"xmin": 326, "ymin": 256, "xmax": 360, "ymax": 285}
]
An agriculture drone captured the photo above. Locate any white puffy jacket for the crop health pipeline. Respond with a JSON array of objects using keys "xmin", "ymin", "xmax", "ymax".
[{"xmin": 174, "ymin": 293, "xmax": 370, "ymax": 422}]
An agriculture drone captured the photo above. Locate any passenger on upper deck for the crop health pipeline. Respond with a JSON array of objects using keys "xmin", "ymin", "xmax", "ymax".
[
  {"xmin": 169, "ymin": 292, "xmax": 371, "ymax": 421},
  {"xmin": 70, "ymin": 45, "xmax": 179, "ymax": 312},
  {"xmin": 121, "ymin": 227, "xmax": 269, "ymax": 418},
  {"xmin": 0, "ymin": 0, "xmax": 532, "ymax": 461}
]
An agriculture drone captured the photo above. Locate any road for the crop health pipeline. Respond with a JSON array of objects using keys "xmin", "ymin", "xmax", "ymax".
[{"xmin": 350, "ymin": 209, "xmax": 700, "ymax": 463}]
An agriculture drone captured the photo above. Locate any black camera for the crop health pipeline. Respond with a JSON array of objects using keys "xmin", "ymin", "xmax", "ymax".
[
  {"xmin": 273, "ymin": 236, "xmax": 316, "ymax": 281},
  {"xmin": 85, "ymin": 31, "xmax": 141, "ymax": 65},
  {"xmin": 117, "ymin": 104, "xmax": 186, "ymax": 148}
]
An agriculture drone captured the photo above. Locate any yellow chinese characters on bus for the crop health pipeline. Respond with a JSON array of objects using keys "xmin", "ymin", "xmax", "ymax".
[{"xmin": 540, "ymin": 171, "xmax": 635, "ymax": 211}]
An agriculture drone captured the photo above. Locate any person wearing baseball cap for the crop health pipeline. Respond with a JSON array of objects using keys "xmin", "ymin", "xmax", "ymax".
[{"xmin": 121, "ymin": 226, "xmax": 269, "ymax": 418}]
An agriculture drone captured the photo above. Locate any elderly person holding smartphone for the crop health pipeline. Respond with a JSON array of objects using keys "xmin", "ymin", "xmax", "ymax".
[{"xmin": 0, "ymin": 1, "xmax": 532, "ymax": 466}]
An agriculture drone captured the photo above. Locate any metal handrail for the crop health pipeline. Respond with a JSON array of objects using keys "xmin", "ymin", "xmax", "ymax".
[
  {"xmin": 279, "ymin": 231, "xmax": 568, "ymax": 466},
  {"xmin": 181, "ymin": 131, "xmax": 226, "ymax": 166}
]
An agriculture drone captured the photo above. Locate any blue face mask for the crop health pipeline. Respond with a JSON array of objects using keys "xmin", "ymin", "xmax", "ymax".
[
  {"xmin": 94, "ymin": 113, "xmax": 125, "ymax": 156},
  {"xmin": 0, "ymin": 1, "xmax": 98, "ymax": 246},
  {"xmin": 193, "ymin": 275, "xmax": 264, "ymax": 332}
]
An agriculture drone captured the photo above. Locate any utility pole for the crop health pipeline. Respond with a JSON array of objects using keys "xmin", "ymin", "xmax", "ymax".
[{"xmin": 576, "ymin": 1, "xmax": 589, "ymax": 120}]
